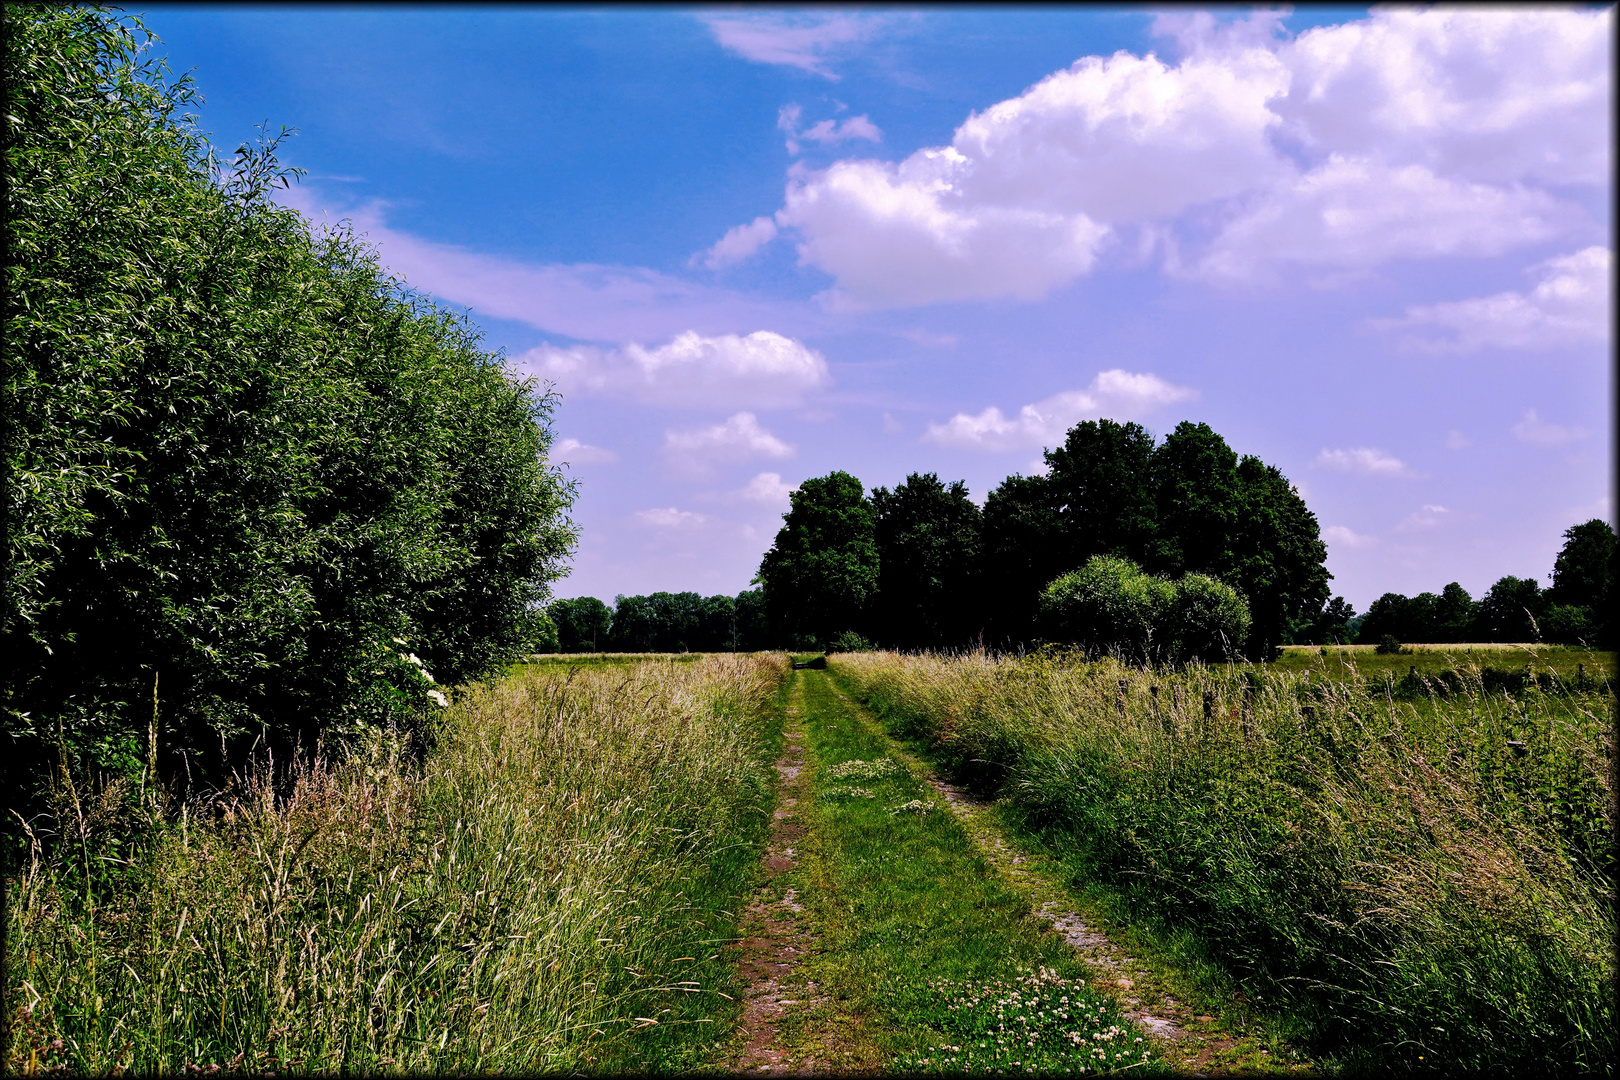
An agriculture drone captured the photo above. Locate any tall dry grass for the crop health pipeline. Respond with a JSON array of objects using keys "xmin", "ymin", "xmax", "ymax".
[
  {"xmin": 6, "ymin": 653, "xmax": 787, "ymax": 1074},
  {"xmin": 831, "ymin": 650, "xmax": 1613, "ymax": 1075}
]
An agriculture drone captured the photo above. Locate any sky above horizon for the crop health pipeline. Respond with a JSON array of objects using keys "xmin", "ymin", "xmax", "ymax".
[{"xmin": 144, "ymin": 4, "xmax": 1613, "ymax": 613}]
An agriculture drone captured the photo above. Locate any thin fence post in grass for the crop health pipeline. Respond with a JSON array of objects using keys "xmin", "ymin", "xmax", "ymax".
[{"xmin": 1116, "ymin": 679, "xmax": 1128, "ymax": 717}]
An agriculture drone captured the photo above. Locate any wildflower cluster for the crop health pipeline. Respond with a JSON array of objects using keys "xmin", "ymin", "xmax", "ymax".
[
  {"xmin": 819, "ymin": 786, "xmax": 878, "ymax": 801},
  {"xmin": 889, "ymin": 799, "xmax": 936, "ymax": 815},
  {"xmin": 823, "ymin": 757, "xmax": 903, "ymax": 782},
  {"xmin": 893, "ymin": 967, "xmax": 1156, "ymax": 1075}
]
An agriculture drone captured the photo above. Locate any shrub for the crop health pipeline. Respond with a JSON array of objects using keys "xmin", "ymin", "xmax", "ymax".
[
  {"xmin": 1167, "ymin": 572, "xmax": 1250, "ymax": 663},
  {"xmin": 1038, "ymin": 556, "xmax": 1174, "ymax": 661},
  {"xmin": 827, "ymin": 630, "xmax": 874, "ymax": 653},
  {"xmin": 1375, "ymin": 634, "xmax": 1405, "ymax": 655}
]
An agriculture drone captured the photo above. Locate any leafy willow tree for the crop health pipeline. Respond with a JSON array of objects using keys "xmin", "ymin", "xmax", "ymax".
[
  {"xmin": 1038, "ymin": 556, "xmax": 1249, "ymax": 664},
  {"xmin": 3, "ymin": 6, "xmax": 576, "ymax": 799},
  {"xmin": 871, "ymin": 472, "xmax": 981, "ymax": 649},
  {"xmin": 756, "ymin": 471, "xmax": 878, "ymax": 648}
]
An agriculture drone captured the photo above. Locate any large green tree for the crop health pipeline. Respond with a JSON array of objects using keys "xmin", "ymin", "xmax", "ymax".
[
  {"xmin": 3, "ymin": 6, "xmax": 576, "ymax": 797},
  {"xmin": 871, "ymin": 472, "xmax": 981, "ymax": 649},
  {"xmin": 1043, "ymin": 419, "xmax": 1158, "ymax": 570},
  {"xmin": 979, "ymin": 473, "xmax": 1062, "ymax": 647},
  {"xmin": 756, "ymin": 471, "xmax": 878, "ymax": 647}
]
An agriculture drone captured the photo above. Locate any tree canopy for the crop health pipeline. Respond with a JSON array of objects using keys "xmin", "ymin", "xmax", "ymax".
[
  {"xmin": 756, "ymin": 471, "xmax": 879, "ymax": 647},
  {"xmin": 4, "ymin": 6, "xmax": 576, "ymax": 799}
]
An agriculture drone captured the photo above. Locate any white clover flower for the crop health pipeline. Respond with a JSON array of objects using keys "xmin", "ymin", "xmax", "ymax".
[{"xmin": 427, "ymin": 689, "xmax": 449, "ymax": 708}]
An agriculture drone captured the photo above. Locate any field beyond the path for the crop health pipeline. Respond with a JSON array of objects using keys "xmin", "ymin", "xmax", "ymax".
[{"xmin": 831, "ymin": 649, "xmax": 1614, "ymax": 1075}]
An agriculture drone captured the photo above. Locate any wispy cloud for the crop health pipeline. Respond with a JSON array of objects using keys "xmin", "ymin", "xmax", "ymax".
[
  {"xmin": 924, "ymin": 370, "xmax": 1198, "ymax": 452},
  {"xmin": 778, "ymin": 104, "xmax": 882, "ymax": 155},
  {"xmin": 277, "ymin": 189, "xmax": 807, "ymax": 342},
  {"xmin": 518, "ymin": 330, "xmax": 830, "ymax": 410},
  {"xmin": 1372, "ymin": 246, "xmax": 1612, "ymax": 353},
  {"xmin": 1322, "ymin": 524, "xmax": 1378, "ymax": 549},
  {"xmin": 1396, "ymin": 505, "xmax": 1450, "ymax": 532},
  {"xmin": 1512, "ymin": 409, "xmax": 1588, "ymax": 447},
  {"xmin": 702, "ymin": 12, "xmax": 886, "ymax": 79},
  {"xmin": 698, "ymin": 216, "xmax": 780, "ymax": 270},
  {"xmin": 1313, "ymin": 447, "xmax": 1418, "ymax": 477},
  {"xmin": 552, "ymin": 437, "xmax": 618, "ymax": 465},
  {"xmin": 634, "ymin": 507, "xmax": 707, "ymax": 530},
  {"xmin": 663, "ymin": 413, "xmax": 795, "ymax": 477}
]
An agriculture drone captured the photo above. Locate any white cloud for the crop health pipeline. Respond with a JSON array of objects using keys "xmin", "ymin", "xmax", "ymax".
[
  {"xmin": 923, "ymin": 369, "xmax": 1198, "ymax": 452},
  {"xmin": 1195, "ymin": 156, "xmax": 1575, "ymax": 284},
  {"xmin": 634, "ymin": 507, "xmax": 707, "ymax": 530},
  {"xmin": 1313, "ymin": 447, "xmax": 1416, "ymax": 477},
  {"xmin": 698, "ymin": 216, "xmax": 779, "ymax": 270},
  {"xmin": 1511, "ymin": 409, "xmax": 1588, "ymax": 447},
  {"xmin": 663, "ymin": 412, "xmax": 795, "ymax": 476},
  {"xmin": 518, "ymin": 330, "xmax": 830, "ymax": 410},
  {"xmin": 1373, "ymin": 247, "xmax": 1612, "ymax": 353},
  {"xmin": 1323, "ymin": 524, "xmax": 1378, "ymax": 549},
  {"xmin": 1276, "ymin": 7, "xmax": 1613, "ymax": 187},
  {"xmin": 552, "ymin": 437, "xmax": 618, "ymax": 465},
  {"xmin": 276, "ymin": 190, "xmax": 804, "ymax": 342},
  {"xmin": 1444, "ymin": 430, "xmax": 1471, "ymax": 450},
  {"xmin": 701, "ymin": 12, "xmax": 884, "ymax": 79},
  {"xmin": 739, "ymin": 471, "xmax": 796, "ymax": 507},
  {"xmin": 730, "ymin": 6, "xmax": 1608, "ymax": 307},
  {"xmin": 1396, "ymin": 505, "xmax": 1451, "ymax": 532},
  {"xmin": 778, "ymin": 104, "xmax": 882, "ymax": 155}
]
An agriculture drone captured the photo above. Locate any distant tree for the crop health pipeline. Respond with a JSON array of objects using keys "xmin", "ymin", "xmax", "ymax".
[
  {"xmin": 734, "ymin": 588, "xmax": 772, "ymax": 650},
  {"xmin": 1473, "ymin": 576, "xmax": 1547, "ymax": 642},
  {"xmin": 1224, "ymin": 456, "xmax": 1331, "ymax": 659},
  {"xmin": 1355, "ymin": 593, "xmax": 1409, "ymax": 645},
  {"xmin": 1043, "ymin": 419, "xmax": 1158, "ymax": 570},
  {"xmin": 757, "ymin": 471, "xmax": 879, "ymax": 648},
  {"xmin": 696, "ymin": 594, "xmax": 737, "ymax": 651},
  {"xmin": 549, "ymin": 596, "xmax": 612, "ymax": 652},
  {"xmin": 1436, "ymin": 582, "xmax": 1476, "ymax": 642},
  {"xmin": 1148, "ymin": 421, "xmax": 1240, "ymax": 578},
  {"xmin": 1291, "ymin": 595, "xmax": 1356, "ymax": 645},
  {"xmin": 872, "ymin": 473, "xmax": 981, "ymax": 649},
  {"xmin": 979, "ymin": 473, "xmax": 1062, "ymax": 648},
  {"xmin": 1549, "ymin": 519, "xmax": 1614, "ymax": 609}
]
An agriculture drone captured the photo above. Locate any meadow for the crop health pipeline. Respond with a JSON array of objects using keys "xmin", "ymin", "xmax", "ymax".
[
  {"xmin": 5, "ymin": 654, "xmax": 786, "ymax": 1075},
  {"xmin": 831, "ymin": 650, "xmax": 1613, "ymax": 1075}
]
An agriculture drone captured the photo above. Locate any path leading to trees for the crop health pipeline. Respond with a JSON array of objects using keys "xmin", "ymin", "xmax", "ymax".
[{"xmin": 723, "ymin": 666, "xmax": 1310, "ymax": 1076}]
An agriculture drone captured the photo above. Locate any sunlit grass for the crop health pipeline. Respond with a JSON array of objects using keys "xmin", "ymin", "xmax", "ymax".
[
  {"xmin": 5, "ymin": 654, "xmax": 788, "ymax": 1075},
  {"xmin": 830, "ymin": 650, "xmax": 1613, "ymax": 1075}
]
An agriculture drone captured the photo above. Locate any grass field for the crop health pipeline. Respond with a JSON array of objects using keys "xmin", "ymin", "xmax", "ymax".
[
  {"xmin": 1273, "ymin": 643, "xmax": 1613, "ymax": 684},
  {"xmin": 831, "ymin": 650, "xmax": 1614, "ymax": 1075},
  {"xmin": 5, "ymin": 654, "xmax": 787, "ymax": 1075}
]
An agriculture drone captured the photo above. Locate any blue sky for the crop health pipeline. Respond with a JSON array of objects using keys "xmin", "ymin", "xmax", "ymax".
[{"xmin": 145, "ymin": 5, "xmax": 1613, "ymax": 612}]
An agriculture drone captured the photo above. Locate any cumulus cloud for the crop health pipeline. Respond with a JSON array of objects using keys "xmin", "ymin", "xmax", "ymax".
[
  {"xmin": 1373, "ymin": 246, "xmax": 1612, "ymax": 353},
  {"xmin": 923, "ymin": 369, "xmax": 1198, "ymax": 452},
  {"xmin": 634, "ymin": 507, "xmax": 707, "ymax": 530},
  {"xmin": 739, "ymin": 471, "xmax": 796, "ymax": 507},
  {"xmin": 1322, "ymin": 524, "xmax": 1378, "ymax": 549},
  {"xmin": 1511, "ymin": 409, "xmax": 1588, "ymax": 447},
  {"xmin": 1194, "ymin": 157, "xmax": 1576, "ymax": 284},
  {"xmin": 729, "ymin": 6, "xmax": 1608, "ymax": 307},
  {"xmin": 702, "ymin": 12, "xmax": 885, "ymax": 79},
  {"xmin": 664, "ymin": 413, "xmax": 794, "ymax": 476},
  {"xmin": 778, "ymin": 104, "xmax": 882, "ymax": 155},
  {"xmin": 552, "ymin": 437, "xmax": 618, "ymax": 465},
  {"xmin": 518, "ymin": 330, "xmax": 830, "ymax": 410},
  {"xmin": 1313, "ymin": 447, "xmax": 1416, "ymax": 477}
]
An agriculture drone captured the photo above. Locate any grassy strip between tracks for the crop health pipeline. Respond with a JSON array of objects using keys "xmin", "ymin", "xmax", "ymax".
[{"xmin": 791, "ymin": 666, "xmax": 1165, "ymax": 1076}]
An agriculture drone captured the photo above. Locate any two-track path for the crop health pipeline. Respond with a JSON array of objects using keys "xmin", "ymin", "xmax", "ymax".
[{"xmin": 722, "ymin": 666, "xmax": 1310, "ymax": 1076}]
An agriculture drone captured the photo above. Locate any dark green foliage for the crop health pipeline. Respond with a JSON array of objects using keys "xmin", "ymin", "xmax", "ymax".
[
  {"xmin": 733, "ymin": 587, "xmax": 772, "ymax": 650},
  {"xmin": 1224, "ymin": 456, "xmax": 1330, "ymax": 659},
  {"xmin": 871, "ymin": 473, "xmax": 981, "ymax": 649},
  {"xmin": 1474, "ymin": 575, "xmax": 1547, "ymax": 642},
  {"xmin": 548, "ymin": 596, "xmax": 612, "ymax": 652},
  {"xmin": 978, "ymin": 473, "xmax": 1062, "ymax": 647},
  {"xmin": 756, "ymin": 471, "xmax": 879, "ymax": 648},
  {"xmin": 1548, "ymin": 519, "xmax": 1614, "ymax": 607},
  {"xmin": 1374, "ymin": 634, "xmax": 1405, "ymax": 655},
  {"xmin": 1043, "ymin": 419, "xmax": 1158, "ymax": 569},
  {"xmin": 1147, "ymin": 420, "xmax": 1240, "ymax": 576},
  {"xmin": 3, "ymin": 6, "xmax": 576, "ymax": 799}
]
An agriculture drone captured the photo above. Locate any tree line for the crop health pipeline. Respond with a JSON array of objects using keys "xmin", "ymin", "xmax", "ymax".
[
  {"xmin": 4, "ymin": 6, "xmax": 576, "ymax": 808},
  {"xmin": 549, "ymin": 419, "xmax": 1335, "ymax": 659},
  {"xmin": 1343, "ymin": 519, "xmax": 1614, "ymax": 647}
]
